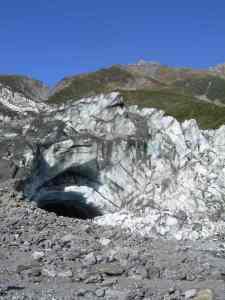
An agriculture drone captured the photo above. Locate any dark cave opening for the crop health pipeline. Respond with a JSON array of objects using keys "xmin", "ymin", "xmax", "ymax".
[
  {"xmin": 28, "ymin": 160, "xmax": 104, "ymax": 220},
  {"xmin": 38, "ymin": 200, "xmax": 102, "ymax": 219},
  {"xmin": 37, "ymin": 192, "xmax": 103, "ymax": 220}
]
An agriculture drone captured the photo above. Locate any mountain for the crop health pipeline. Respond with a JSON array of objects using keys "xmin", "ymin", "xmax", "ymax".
[
  {"xmin": 49, "ymin": 64, "xmax": 164, "ymax": 102},
  {"xmin": 3, "ymin": 62, "xmax": 225, "ymax": 106},
  {"xmin": 2, "ymin": 61, "xmax": 225, "ymax": 129},
  {"xmin": 48, "ymin": 61, "xmax": 225, "ymax": 107},
  {"xmin": 46, "ymin": 61, "xmax": 225, "ymax": 129}
]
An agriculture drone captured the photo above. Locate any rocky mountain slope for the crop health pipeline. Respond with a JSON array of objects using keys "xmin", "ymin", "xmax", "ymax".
[
  {"xmin": 2, "ymin": 61, "xmax": 225, "ymax": 129},
  {"xmin": 48, "ymin": 61, "xmax": 225, "ymax": 110},
  {"xmin": 49, "ymin": 61, "xmax": 225, "ymax": 129},
  {"xmin": 3, "ymin": 61, "xmax": 225, "ymax": 106}
]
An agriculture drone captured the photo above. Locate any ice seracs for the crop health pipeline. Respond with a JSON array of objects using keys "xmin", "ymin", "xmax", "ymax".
[
  {"xmin": 0, "ymin": 84, "xmax": 49, "ymax": 114},
  {"xmin": 18, "ymin": 92, "xmax": 225, "ymax": 240},
  {"xmin": 2, "ymin": 88, "xmax": 225, "ymax": 240}
]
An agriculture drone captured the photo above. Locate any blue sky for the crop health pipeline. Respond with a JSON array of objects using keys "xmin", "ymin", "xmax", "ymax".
[{"xmin": 1, "ymin": 0, "xmax": 225, "ymax": 85}]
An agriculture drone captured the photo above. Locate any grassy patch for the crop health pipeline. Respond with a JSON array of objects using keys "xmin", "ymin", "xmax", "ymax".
[
  {"xmin": 121, "ymin": 89, "xmax": 225, "ymax": 129},
  {"xmin": 158, "ymin": 66, "xmax": 175, "ymax": 75},
  {"xmin": 48, "ymin": 66, "xmax": 134, "ymax": 104},
  {"xmin": 174, "ymin": 75, "xmax": 225, "ymax": 102}
]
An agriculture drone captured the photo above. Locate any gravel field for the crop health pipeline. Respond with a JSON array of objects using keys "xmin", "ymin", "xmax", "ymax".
[{"xmin": 0, "ymin": 187, "xmax": 225, "ymax": 300}]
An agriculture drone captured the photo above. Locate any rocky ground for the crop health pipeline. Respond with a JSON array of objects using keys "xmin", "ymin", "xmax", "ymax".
[{"xmin": 0, "ymin": 185, "xmax": 225, "ymax": 300}]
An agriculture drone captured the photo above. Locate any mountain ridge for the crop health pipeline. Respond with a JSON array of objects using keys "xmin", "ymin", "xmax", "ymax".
[
  {"xmin": 48, "ymin": 61, "xmax": 225, "ymax": 104},
  {"xmin": 2, "ymin": 61, "xmax": 225, "ymax": 129},
  {"xmin": 2, "ymin": 61, "xmax": 225, "ymax": 101},
  {"xmin": 0, "ymin": 59, "xmax": 225, "ymax": 101}
]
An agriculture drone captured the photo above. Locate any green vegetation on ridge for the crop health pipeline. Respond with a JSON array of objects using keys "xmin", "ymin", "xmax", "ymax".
[
  {"xmin": 121, "ymin": 89, "xmax": 225, "ymax": 129},
  {"xmin": 46, "ymin": 66, "xmax": 225, "ymax": 129},
  {"xmin": 2, "ymin": 64, "xmax": 225, "ymax": 130},
  {"xmin": 174, "ymin": 75, "xmax": 225, "ymax": 103},
  {"xmin": 48, "ymin": 66, "xmax": 134, "ymax": 104}
]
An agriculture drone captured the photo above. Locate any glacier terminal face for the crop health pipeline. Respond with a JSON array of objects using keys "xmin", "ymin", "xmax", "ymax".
[
  {"xmin": 2, "ymin": 90, "xmax": 225, "ymax": 240},
  {"xmin": 0, "ymin": 84, "xmax": 50, "ymax": 114}
]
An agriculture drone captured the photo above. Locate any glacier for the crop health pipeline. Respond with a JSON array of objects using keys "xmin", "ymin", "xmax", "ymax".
[{"xmin": 1, "ymin": 88, "xmax": 225, "ymax": 240}]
